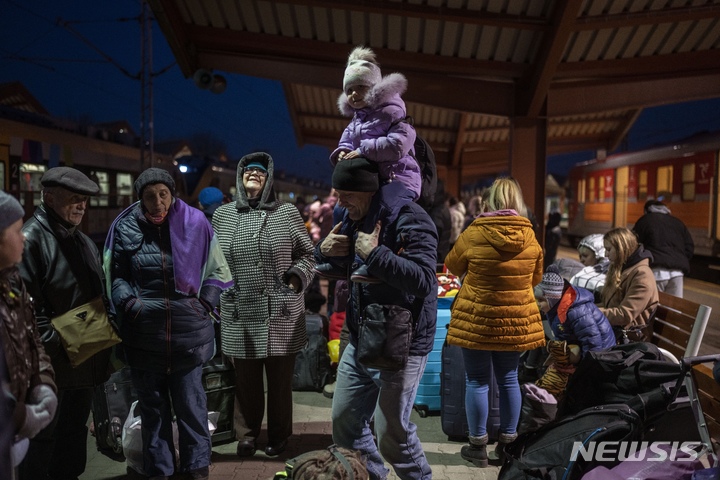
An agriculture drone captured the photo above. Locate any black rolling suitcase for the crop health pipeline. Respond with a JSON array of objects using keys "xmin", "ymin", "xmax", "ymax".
[
  {"xmin": 202, "ymin": 355, "xmax": 235, "ymax": 444},
  {"xmin": 92, "ymin": 366, "xmax": 136, "ymax": 461},
  {"xmin": 440, "ymin": 341, "xmax": 500, "ymax": 441}
]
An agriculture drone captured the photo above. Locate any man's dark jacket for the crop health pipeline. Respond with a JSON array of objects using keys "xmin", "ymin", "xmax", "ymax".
[
  {"xmin": 19, "ymin": 205, "xmax": 110, "ymax": 389},
  {"xmin": 633, "ymin": 211, "xmax": 694, "ymax": 274},
  {"xmin": 315, "ymin": 182, "xmax": 438, "ymax": 356}
]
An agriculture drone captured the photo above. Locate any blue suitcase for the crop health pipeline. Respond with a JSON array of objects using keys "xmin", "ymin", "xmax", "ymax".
[
  {"xmin": 414, "ymin": 296, "xmax": 453, "ymax": 417},
  {"xmin": 440, "ymin": 341, "xmax": 500, "ymax": 441}
]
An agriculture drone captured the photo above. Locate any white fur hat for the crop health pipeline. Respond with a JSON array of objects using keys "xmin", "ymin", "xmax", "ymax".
[{"xmin": 343, "ymin": 46, "xmax": 382, "ymax": 92}]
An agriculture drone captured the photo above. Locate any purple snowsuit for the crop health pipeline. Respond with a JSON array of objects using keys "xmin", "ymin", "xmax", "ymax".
[{"xmin": 330, "ymin": 72, "xmax": 421, "ymax": 200}]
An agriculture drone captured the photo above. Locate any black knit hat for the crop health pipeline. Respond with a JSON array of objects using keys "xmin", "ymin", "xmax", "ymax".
[
  {"xmin": 41, "ymin": 167, "xmax": 100, "ymax": 195},
  {"xmin": 134, "ymin": 168, "xmax": 176, "ymax": 197},
  {"xmin": 332, "ymin": 157, "xmax": 379, "ymax": 192}
]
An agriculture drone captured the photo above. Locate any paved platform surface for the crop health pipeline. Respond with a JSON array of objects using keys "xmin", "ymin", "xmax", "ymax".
[{"xmin": 80, "ymin": 390, "xmax": 501, "ymax": 480}]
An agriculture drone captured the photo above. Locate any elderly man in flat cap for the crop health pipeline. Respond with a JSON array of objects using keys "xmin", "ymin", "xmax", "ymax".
[
  {"xmin": 105, "ymin": 167, "xmax": 232, "ymax": 480},
  {"xmin": 314, "ymin": 158, "xmax": 438, "ymax": 480},
  {"xmin": 17, "ymin": 166, "xmax": 111, "ymax": 480}
]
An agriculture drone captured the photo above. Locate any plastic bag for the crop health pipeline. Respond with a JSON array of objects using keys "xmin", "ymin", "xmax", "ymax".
[{"xmin": 122, "ymin": 400, "xmax": 217, "ymax": 475}]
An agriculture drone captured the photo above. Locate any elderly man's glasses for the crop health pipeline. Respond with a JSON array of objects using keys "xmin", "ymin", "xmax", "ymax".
[{"xmin": 244, "ymin": 167, "xmax": 267, "ymax": 176}]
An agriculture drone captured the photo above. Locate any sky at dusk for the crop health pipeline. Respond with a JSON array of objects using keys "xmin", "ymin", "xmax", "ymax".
[{"xmin": 2, "ymin": 0, "xmax": 720, "ymax": 185}]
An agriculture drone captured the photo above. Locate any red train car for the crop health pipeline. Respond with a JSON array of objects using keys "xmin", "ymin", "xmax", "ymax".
[{"xmin": 567, "ymin": 132, "xmax": 720, "ymax": 259}]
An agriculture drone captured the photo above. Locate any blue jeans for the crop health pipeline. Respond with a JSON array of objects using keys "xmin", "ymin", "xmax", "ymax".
[
  {"xmin": 462, "ymin": 349, "xmax": 521, "ymax": 437},
  {"xmin": 332, "ymin": 343, "xmax": 431, "ymax": 480}
]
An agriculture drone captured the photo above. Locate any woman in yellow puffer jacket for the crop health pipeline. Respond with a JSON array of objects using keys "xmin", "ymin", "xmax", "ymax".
[{"xmin": 444, "ymin": 177, "xmax": 544, "ymax": 467}]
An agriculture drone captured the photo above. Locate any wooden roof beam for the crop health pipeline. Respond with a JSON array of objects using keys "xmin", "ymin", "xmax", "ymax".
[
  {"xmin": 516, "ymin": 0, "xmax": 584, "ymax": 117},
  {"xmin": 275, "ymin": 0, "xmax": 550, "ymax": 30},
  {"xmin": 576, "ymin": 4, "xmax": 720, "ymax": 30},
  {"xmin": 555, "ymin": 50, "xmax": 720, "ymax": 80},
  {"xmin": 549, "ymin": 72, "xmax": 720, "ymax": 116}
]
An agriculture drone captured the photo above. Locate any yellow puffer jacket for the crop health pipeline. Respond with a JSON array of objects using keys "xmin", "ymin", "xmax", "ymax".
[{"xmin": 444, "ymin": 214, "xmax": 545, "ymax": 352}]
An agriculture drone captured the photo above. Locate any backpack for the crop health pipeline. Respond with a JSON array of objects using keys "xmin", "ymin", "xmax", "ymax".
[
  {"xmin": 398, "ymin": 116, "xmax": 437, "ymax": 207},
  {"xmin": 274, "ymin": 445, "xmax": 369, "ymax": 479},
  {"xmin": 499, "ymin": 404, "xmax": 642, "ymax": 480},
  {"xmin": 292, "ymin": 312, "xmax": 331, "ymax": 392},
  {"xmin": 558, "ymin": 342, "xmax": 681, "ymax": 418}
]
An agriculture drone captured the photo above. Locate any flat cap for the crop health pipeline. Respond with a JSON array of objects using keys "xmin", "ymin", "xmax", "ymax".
[{"xmin": 41, "ymin": 167, "xmax": 100, "ymax": 196}]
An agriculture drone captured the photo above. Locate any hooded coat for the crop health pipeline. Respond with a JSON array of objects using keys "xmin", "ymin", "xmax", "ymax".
[
  {"xmin": 331, "ymin": 72, "xmax": 421, "ymax": 199},
  {"xmin": 212, "ymin": 152, "xmax": 316, "ymax": 359},
  {"xmin": 445, "ymin": 214, "xmax": 545, "ymax": 352}
]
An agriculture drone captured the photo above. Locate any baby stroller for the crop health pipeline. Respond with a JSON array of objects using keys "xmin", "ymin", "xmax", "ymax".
[{"xmin": 498, "ymin": 343, "xmax": 719, "ymax": 480}]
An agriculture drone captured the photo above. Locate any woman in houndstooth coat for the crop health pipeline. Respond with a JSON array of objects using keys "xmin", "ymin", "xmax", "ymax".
[{"xmin": 211, "ymin": 152, "xmax": 315, "ymax": 458}]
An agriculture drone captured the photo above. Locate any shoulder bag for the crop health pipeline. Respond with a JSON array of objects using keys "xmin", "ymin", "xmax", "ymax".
[
  {"xmin": 356, "ymin": 282, "xmax": 414, "ymax": 371},
  {"xmin": 51, "ymin": 296, "xmax": 121, "ymax": 368}
]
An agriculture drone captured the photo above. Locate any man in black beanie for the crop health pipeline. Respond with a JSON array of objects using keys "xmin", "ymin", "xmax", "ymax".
[{"xmin": 314, "ymin": 157, "xmax": 438, "ymax": 480}]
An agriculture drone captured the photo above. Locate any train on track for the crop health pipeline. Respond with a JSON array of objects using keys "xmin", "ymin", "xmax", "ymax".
[{"xmin": 566, "ymin": 131, "xmax": 720, "ymax": 278}]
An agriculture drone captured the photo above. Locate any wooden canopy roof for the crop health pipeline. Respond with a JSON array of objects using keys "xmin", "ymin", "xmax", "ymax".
[{"xmin": 149, "ymin": 0, "xmax": 720, "ymax": 195}]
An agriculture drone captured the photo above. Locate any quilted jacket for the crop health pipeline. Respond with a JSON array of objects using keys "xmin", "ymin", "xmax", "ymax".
[
  {"xmin": 330, "ymin": 72, "xmax": 421, "ymax": 199},
  {"xmin": 547, "ymin": 283, "xmax": 616, "ymax": 357},
  {"xmin": 444, "ymin": 214, "xmax": 545, "ymax": 352}
]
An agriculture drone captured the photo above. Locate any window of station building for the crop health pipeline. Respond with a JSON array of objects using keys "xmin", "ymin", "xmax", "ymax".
[
  {"xmin": 19, "ymin": 163, "xmax": 45, "ymax": 207},
  {"xmin": 117, "ymin": 173, "xmax": 133, "ymax": 208},
  {"xmin": 598, "ymin": 176, "xmax": 606, "ymax": 202},
  {"xmin": 638, "ymin": 169, "xmax": 648, "ymax": 200},
  {"xmin": 656, "ymin": 166, "xmax": 673, "ymax": 199},
  {"xmin": 682, "ymin": 163, "xmax": 695, "ymax": 201},
  {"xmin": 89, "ymin": 171, "xmax": 109, "ymax": 207},
  {"xmin": 588, "ymin": 177, "xmax": 596, "ymax": 202}
]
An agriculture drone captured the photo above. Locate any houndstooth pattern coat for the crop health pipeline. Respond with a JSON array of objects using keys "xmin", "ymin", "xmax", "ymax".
[{"xmin": 212, "ymin": 152, "xmax": 315, "ymax": 359}]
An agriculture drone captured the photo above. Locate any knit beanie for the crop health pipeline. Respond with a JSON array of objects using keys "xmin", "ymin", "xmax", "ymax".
[
  {"xmin": 134, "ymin": 167, "xmax": 176, "ymax": 198},
  {"xmin": 540, "ymin": 264, "xmax": 564, "ymax": 308},
  {"xmin": 0, "ymin": 190, "xmax": 24, "ymax": 232},
  {"xmin": 332, "ymin": 158, "xmax": 379, "ymax": 192},
  {"xmin": 343, "ymin": 46, "xmax": 382, "ymax": 92},
  {"xmin": 198, "ymin": 186, "xmax": 224, "ymax": 208},
  {"xmin": 577, "ymin": 234, "xmax": 606, "ymax": 260}
]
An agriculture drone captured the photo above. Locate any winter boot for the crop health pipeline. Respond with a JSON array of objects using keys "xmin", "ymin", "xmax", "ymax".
[
  {"xmin": 460, "ymin": 434, "xmax": 489, "ymax": 467},
  {"xmin": 323, "ymin": 380, "xmax": 336, "ymax": 399},
  {"xmin": 495, "ymin": 432, "xmax": 518, "ymax": 464}
]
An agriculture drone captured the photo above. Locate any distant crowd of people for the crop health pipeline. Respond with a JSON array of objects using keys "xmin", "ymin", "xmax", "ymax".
[{"xmin": 0, "ymin": 42, "xmax": 705, "ymax": 480}]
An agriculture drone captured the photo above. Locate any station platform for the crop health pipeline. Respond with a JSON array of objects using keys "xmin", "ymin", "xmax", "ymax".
[{"xmin": 81, "ymin": 390, "xmax": 502, "ymax": 480}]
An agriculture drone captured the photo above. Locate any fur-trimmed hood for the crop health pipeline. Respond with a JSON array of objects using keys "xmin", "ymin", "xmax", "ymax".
[{"xmin": 337, "ymin": 72, "xmax": 408, "ymax": 117}]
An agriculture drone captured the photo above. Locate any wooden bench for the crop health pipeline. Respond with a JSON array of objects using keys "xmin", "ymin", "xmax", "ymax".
[
  {"xmin": 649, "ymin": 291, "xmax": 712, "ymax": 362},
  {"xmin": 648, "ymin": 292, "xmax": 717, "ymax": 466}
]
